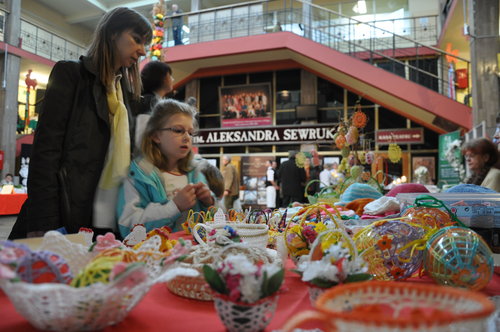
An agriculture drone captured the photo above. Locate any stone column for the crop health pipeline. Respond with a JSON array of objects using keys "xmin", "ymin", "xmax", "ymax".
[
  {"xmin": 0, "ymin": 0, "xmax": 21, "ymax": 178},
  {"xmin": 468, "ymin": 0, "xmax": 500, "ymax": 135}
]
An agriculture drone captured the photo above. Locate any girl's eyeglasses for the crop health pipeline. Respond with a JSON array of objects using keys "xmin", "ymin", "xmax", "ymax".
[{"xmin": 158, "ymin": 126, "xmax": 198, "ymax": 137}]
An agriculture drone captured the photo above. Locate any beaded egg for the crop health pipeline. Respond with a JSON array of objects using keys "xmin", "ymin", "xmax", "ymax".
[
  {"xmin": 16, "ymin": 250, "xmax": 73, "ymax": 284},
  {"xmin": 424, "ymin": 226, "xmax": 493, "ymax": 291},
  {"xmin": 402, "ymin": 207, "xmax": 455, "ymax": 228},
  {"xmin": 71, "ymin": 255, "xmax": 121, "ymax": 288},
  {"xmin": 354, "ymin": 220, "xmax": 426, "ymax": 280}
]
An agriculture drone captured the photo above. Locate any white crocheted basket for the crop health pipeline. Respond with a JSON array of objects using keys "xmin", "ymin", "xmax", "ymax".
[
  {"xmin": 0, "ymin": 231, "xmax": 196, "ymax": 331},
  {"xmin": 167, "ymin": 244, "xmax": 280, "ymax": 301},
  {"xmin": 193, "ymin": 223, "xmax": 269, "ymax": 248}
]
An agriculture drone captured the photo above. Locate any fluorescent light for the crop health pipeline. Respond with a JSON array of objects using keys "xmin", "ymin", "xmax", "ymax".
[{"xmin": 353, "ymin": 0, "xmax": 367, "ymax": 14}]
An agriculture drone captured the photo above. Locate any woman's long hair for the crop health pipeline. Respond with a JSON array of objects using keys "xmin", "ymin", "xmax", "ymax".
[
  {"xmin": 461, "ymin": 138, "xmax": 499, "ymax": 185},
  {"xmin": 141, "ymin": 99, "xmax": 198, "ymax": 173},
  {"xmin": 86, "ymin": 7, "xmax": 152, "ymax": 99}
]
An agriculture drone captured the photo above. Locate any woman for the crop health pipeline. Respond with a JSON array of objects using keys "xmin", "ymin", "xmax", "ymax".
[
  {"xmin": 461, "ymin": 138, "xmax": 500, "ymax": 192},
  {"xmin": 9, "ymin": 8, "xmax": 152, "ymax": 239},
  {"xmin": 135, "ymin": 61, "xmax": 174, "ymax": 116}
]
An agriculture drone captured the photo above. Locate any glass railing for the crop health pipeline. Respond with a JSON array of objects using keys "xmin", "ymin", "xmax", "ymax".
[
  {"xmin": 164, "ymin": 0, "xmax": 469, "ymax": 102},
  {"xmin": 0, "ymin": 9, "xmax": 86, "ymax": 62}
]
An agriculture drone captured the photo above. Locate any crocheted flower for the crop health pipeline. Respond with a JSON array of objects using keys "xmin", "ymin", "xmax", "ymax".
[
  {"xmin": 388, "ymin": 144, "xmax": 402, "ymax": 163},
  {"xmin": 92, "ymin": 233, "xmax": 122, "ymax": 252},
  {"xmin": 389, "ymin": 267, "xmax": 406, "ymax": 279},
  {"xmin": 351, "ymin": 110, "xmax": 368, "ymax": 128},
  {"xmin": 376, "ymin": 235, "xmax": 392, "ymax": 251}
]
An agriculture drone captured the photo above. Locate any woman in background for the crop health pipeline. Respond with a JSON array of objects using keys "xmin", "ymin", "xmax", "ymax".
[{"xmin": 461, "ymin": 137, "xmax": 500, "ymax": 192}]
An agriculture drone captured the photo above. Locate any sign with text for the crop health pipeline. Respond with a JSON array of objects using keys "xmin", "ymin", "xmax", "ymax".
[
  {"xmin": 376, "ymin": 128, "xmax": 424, "ymax": 145},
  {"xmin": 193, "ymin": 124, "xmax": 335, "ymax": 147}
]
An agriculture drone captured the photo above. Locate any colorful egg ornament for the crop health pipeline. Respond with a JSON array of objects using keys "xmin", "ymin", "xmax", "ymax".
[
  {"xmin": 16, "ymin": 250, "xmax": 73, "ymax": 284},
  {"xmin": 354, "ymin": 219, "xmax": 426, "ymax": 281},
  {"xmin": 424, "ymin": 226, "xmax": 493, "ymax": 291}
]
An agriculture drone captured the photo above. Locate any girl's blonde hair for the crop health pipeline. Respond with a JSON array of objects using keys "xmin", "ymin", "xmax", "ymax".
[
  {"xmin": 142, "ymin": 99, "xmax": 198, "ymax": 173},
  {"xmin": 86, "ymin": 7, "xmax": 152, "ymax": 99}
]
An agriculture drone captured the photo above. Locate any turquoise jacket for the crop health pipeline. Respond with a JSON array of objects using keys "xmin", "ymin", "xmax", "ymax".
[{"xmin": 116, "ymin": 157, "xmax": 211, "ymax": 237}]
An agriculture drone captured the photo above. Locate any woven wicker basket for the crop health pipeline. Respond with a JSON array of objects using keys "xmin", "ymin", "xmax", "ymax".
[{"xmin": 283, "ymin": 281, "xmax": 495, "ymax": 332}]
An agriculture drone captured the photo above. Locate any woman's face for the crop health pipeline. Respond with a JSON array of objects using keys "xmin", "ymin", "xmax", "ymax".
[
  {"xmin": 163, "ymin": 73, "xmax": 174, "ymax": 95},
  {"xmin": 153, "ymin": 113, "xmax": 194, "ymax": 169},
  {"xmin": 464, "ymin": 150, "xmax": 489, "ymax": 172},
  {"xmin": 114, "ymin": 29, "xmax": 147, "ymax": 70}
]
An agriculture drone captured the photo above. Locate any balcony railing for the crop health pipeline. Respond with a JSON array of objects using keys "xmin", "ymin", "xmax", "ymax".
[{"xmin": 164, "ymin": 0, "xmax": 469, "ymax": 102}]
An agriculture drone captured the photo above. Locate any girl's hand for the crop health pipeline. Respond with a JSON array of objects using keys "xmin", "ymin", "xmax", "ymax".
[
  {"xmin": 193, "ymin": 182, "xmax": 214, "ymax": 206},
  {"xmin": 173, "ymin": 184, "xmax": 197, "ymax": 211}
]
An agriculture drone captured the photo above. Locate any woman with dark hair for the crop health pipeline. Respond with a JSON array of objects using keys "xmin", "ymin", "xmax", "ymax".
[
  {"xmin": 135, "ymin": 61, "xmax": 174, "ymax": 116},
  {"xmin": 461, "ymin": 137, "xmax": 500, "ymax": 192},
  {"xmin": 10, "ymin": 7, "xmax": 152, "ymax": 239}
]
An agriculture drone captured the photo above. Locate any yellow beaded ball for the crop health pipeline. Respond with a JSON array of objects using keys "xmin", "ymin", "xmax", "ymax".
[{"xmin": 71, "ymin": 256, "xmax": 121, "ymax": 288}]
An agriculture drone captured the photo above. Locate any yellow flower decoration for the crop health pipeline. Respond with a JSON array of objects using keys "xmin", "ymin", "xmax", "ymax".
[
  {"xmin": 314, "ymin": 222, "xmax": 327, "ymax": 234},
  {"xmin": 388, "ymin": 143, "xmax": 402, "ymax": 163},
  {"xmin": 295, "ymin": 152, "xmax": 306, "ymax": 168}
]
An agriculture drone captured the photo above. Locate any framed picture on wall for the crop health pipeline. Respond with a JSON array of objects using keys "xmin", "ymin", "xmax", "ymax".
[{"xmin": 219, "ymin": 83, "xmax": 272, "ymax": 128}]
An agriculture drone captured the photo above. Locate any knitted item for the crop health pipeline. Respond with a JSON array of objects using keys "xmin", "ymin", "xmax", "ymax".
[
  {"xmin": 444, "ymin": 184, "xmax": 497, "ymax": 193},
  {"xmin": 363, "ymin": 196, "xmax": 401, "ymax": 216},
  {"xmin": 345, "ymin": 198, "xmax": 375, "ymax": 216},
  {"xmin": 385, "ymin": 183, "xmax": 429, "ymax": 197},
  {"xmin": 338, "ymin": 183, "xmax": 382, "ymax": 204}
]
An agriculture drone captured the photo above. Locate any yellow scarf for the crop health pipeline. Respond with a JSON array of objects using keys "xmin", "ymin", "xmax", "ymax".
[{"xmin": 99, "ymin": 78, "xmax": 131, "ymax": 189}]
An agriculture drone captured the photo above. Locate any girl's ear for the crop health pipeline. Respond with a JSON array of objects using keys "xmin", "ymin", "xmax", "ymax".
[{"xmin": 152, "ymin": 132, "xmax": 161, "ymax": 144}]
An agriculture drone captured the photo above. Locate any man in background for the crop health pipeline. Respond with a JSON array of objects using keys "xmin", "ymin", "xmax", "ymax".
[
  {"xmin": 265, "ymin": 160, "xmax": 277, "ymax": 209},
  {"xmin": 277, "ymin": 150, "xmax": 306, "ymax": 207},
  {"xmin": 222, "ymin": 155, "xmax": 240, "ymax": 211},
  {"xmin": 169, "ymin": 4, "xmax": 184, "ymax": 45}
]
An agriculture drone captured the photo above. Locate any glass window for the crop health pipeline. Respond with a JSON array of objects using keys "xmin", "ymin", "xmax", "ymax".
[
  {"xmin": 249, "ymin": 72, "xmax": 272, "ymax": 84},
  {"xmin": 224, "ymin": 74, "xmax": 246, "ymax": 86},
  {"xmin": 317, "ymin": 78, "xmax": 344, "ymax": 107},
  {"xmin": 199, "ymin": 116, "xmax": 220, "ymax": 129},
  {"xmin": 378, "ymin": 107, "xmax": 407, "ymax": 129},
  {"xmin": 409, "ymin": 57, "xmax": 438, "ymax": 92},
  {"xmin": 276, "ymin": 110, "xmax": 297, "ymax": 125},
  {"xmin": 200, "ymin": 77, "xmax": 221, "ymax": 116},
  {"xmin": 318, "ymin": 108, "xmax": 342, "ymax": 123},
  {"xmin": 376, "ymin": 60, "xmax": 406, "ymax": 78},
  {"xmin": 223, "ymin": 146, "xmax": 246, "ymax": 154}
]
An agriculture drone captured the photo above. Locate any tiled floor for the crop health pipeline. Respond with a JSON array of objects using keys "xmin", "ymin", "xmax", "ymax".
[{"xmin": 0, "ymin": 215, "xmax": 16, "ymax": 241}]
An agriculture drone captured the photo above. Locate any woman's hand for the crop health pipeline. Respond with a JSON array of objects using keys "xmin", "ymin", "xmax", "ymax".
[
  {"xmin": 173, "ymin": 184, "xmax": 197, "ymax": 211},
  {"xmin": 193, "ymin": 182, "xmax": 214, "ymax": 206}
]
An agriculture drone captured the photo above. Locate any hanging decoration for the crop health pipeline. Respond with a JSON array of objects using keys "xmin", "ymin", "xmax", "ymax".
[
  {"xmin": 351, "ymin": 102, "xmax": 368, "ymax": 129},
  {"xmin": 150, "ymin": 1, "xmax": 165, "ymax": 61},
  {"xmin": 388, "ymin": 143, "xmax": 402, "ymax": 163}
]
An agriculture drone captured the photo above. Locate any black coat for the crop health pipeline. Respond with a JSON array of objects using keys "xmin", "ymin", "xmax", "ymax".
[
  {"xmin": 10, "ymin": 56, "xmax": 135, "ymax": 238},
  {"xmin": 277, "ymin": 157, "xmax": 306, "ymax": 199}
]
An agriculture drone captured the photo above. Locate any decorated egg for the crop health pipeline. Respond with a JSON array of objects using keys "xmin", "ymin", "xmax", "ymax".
[
  {"xmin": 71, "ymin": 255, "xmax": 121, "ymax": 288},
  {"xmin": 134, "ymin": 226, "xmax": 174, "ymax": 252},
  {"xmin": 94, "ymin": 248, "xmax": 138, "ymax": 263},
  {"xmin": 354, "ymin": 220, "xmax": 425, "ymax": 280},
  {"xmin": 403, "ymin": 206, "xmax": 454, "ymax": 228},
  {"xmin": 16, "ymin": 251, "xmax": 73, "ymax": 284},
  {"xmin": 424, "ymin": 226, "xmax": 493, "ymax": 291}
]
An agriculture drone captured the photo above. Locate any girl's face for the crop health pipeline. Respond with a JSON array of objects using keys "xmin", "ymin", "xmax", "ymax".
[
  {"xmin": 464, "ymin": 150, "xmax": 489, "ymax": 172},
  {"xmin": 153, "ymin": 113, "xmax": 194, "ymax": 169},
  {"xmin": 114, "ymin": 29, "xmax": 147, "ymax": 70}
]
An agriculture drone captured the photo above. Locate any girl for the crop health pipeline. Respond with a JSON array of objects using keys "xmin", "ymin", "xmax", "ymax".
[
  {"xmin": 117, "ymin": 99, "xmax": 214, "ymax": 237},
  {"xmin": 10, "ymin": 8, "xmax": 152, "ymax": 239}
]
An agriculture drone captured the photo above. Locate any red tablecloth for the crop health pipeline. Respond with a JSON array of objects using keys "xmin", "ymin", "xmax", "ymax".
[
  {"xmin": 0, "ymin": 193, "xmax": 27, "ymax": 215},
  {"xmin": 0, "ymin": 233, "xmax": 499, "ymax": 331}
]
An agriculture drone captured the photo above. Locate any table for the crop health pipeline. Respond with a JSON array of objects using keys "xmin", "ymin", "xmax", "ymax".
[
  {"xmin": 0, "ymin": 193, "xmax": 27, "ymax": 215},
  {"xmin": 0, "ymin": 239, "xmax": 499, "ymax": 331}
]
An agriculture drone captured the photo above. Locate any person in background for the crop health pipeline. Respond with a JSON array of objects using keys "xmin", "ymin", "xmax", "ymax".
[
  {"xmin": 277, "ymin": 150, "xmax": 306, "ymax": 207},
  {"xmin": 319, "ymin": 163, "xmax": 333, "ymax": 189},
  {"xmin": 134, "ymin": 61, "xmax": 174, "ymax": 150},
  {"xmin": 272, "ymin": 160, "xmax": 281, "ymax": 207},
  {"xmin": 222, "ymin": 155, "xmax": 240, "ymax": 211},
  {"xmin": 1, "ymin": 173, "xmax": 14, "ymax": 186},
  {"xmin": 461, "ymin": 137, "xmax": 500, "ymax": 192},
  {"xmin": 265, "ymin": 160, "xmax": 277, "ymax": 209},
  {"xmin": 10, "ymin": 8, "xmax": 152, "ymax": 240},
  {"xmin": 169, "ymin": 4, "xmax": 184, "ymax": 45},
  {"xmin": 135, "ymin": 61, "xmax": 174, "ymax": 116},
  {"xmin": 117, "ymin": 99, "xmax": 214, "ymax": 237},
  {"xmin": 304, "ymin": 157, "xmax": 321, "ymax": 196}
]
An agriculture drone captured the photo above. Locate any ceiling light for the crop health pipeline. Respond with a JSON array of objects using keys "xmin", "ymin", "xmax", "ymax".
[{"xmin": 353, "ymin": 0, "xmax": 367, "ymax": 14}]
